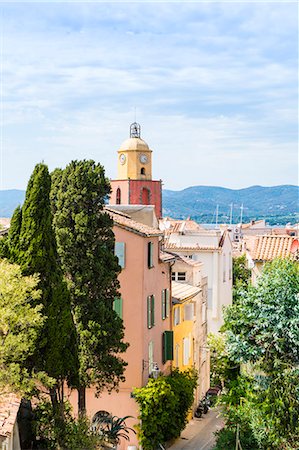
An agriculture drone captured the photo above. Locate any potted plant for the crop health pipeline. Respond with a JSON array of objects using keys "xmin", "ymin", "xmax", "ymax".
[{"xmin": 92, "ymin": 414, "xmax": 136, "ymax": 450}]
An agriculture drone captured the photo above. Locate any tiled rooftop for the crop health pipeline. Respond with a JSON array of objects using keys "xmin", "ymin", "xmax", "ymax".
[
  {"xmin": 106, "ymin": 207, "xmax": 162, "ymax": 237},
  {"xmin": 252, "ymin": 235, "xmax": 296, "ymax": 261},
  {"xmin": 0, "ymin": 393, "xmax": 20, "ymax": 438}
]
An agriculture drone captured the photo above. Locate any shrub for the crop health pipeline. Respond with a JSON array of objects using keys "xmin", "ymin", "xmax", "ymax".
[
  {"xmin": 33, "ymin": 400, "xmax": 99, "ymax": 449},
  {"xmin": 133, "ymin": 369, "xmax": 197, "ymax": 450}
]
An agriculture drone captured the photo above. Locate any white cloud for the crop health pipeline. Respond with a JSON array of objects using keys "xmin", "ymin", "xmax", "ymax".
[{"xmin": 1, "ymin": 2, "xmax": 297, "ymax": 190}]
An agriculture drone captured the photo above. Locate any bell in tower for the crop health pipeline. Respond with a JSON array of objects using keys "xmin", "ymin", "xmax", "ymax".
[{"xmin": 130, "ymin": 122, "xmax": 141, "ymax": 138}]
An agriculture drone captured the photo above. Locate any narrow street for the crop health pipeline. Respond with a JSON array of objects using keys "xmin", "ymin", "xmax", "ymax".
[{"xmin": 168, "ymin": 408, "xmax": 224, "ymax": 450}]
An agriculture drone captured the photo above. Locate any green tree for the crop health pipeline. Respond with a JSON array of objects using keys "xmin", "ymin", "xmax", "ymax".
[
  {"xmin": 51, "ymin": 160, "xmax": 128, "ymax": 412},
  {"xmin": 220, "ymin": 258, "xmax": 299, "ymax": 448},
  {"xmin": 207, "ymin": 333, "xmax": 239, "ymax": 387},
  {"xmin": 0, "ymin": 260, "xmax": 47, "ymax": 396},
  {"xmin": 232, "ymin": 255, "xmax": 251, "ymax": 287},
  {"xmin": 225, "ymin": 258, "xmax": 299, "ymax": 371},
  {"xmin": 232, "ymin": 254, "xmax": 251, "ymax": 303},
  {"xmin": 16, "ymin": 164, "xmax": 79, "ymax": 424},
  {"xmin": 0, "ymin": 205, "xmax": 22, "ymax": 260},
  {"xmin": 133, "ymin": 369, "xmax": 197, "ymax": 450}
]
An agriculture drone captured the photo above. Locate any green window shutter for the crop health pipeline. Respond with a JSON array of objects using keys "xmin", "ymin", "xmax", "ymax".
[
  {"xmin": 163, "ymin": 331, "xmax": 174, "ymax": 363},
  {"xmin": 147, "ymin": 295, "xmax": 152, "ymax": 329},
  {"xmin": 151, "ymin": 295, "xmax": 155, "ymax": 327},
  {"xmin": 148, "ymin": 242, "xmax": 154, "ymax": 268},
  {"xmin": 113, "ymin": 297, "xmax": 123, "ymax": 319},
  {"xmin": 115, "ymin": 242, "xmax": 126, "ymax": 268},
  {"xmin": 161, "ymin": 289, "xmax": 166, "ymax": 320},
  {"xmin": 165, "ymin": 288, "xmax": 170, "ymax": 318}
]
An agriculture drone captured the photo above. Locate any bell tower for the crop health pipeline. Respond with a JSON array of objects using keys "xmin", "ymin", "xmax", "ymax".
[
  {"xmin": 117, "ymin": 122, "xmax": 153, "ymax": 181},
  {"xmin": 110, "ymin": 123, "xmax": 162, "ymax": 218}
]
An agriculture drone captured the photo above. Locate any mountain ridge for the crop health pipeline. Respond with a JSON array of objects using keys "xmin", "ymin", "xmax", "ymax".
[{"xmin": 0, "ymin": 185, "xmax": 298, "ymax": 224}]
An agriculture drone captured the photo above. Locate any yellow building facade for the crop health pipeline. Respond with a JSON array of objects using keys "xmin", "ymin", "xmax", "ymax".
[{"xmin": 172, "ymin": 282, "xmax": 201, "ymax": 371}]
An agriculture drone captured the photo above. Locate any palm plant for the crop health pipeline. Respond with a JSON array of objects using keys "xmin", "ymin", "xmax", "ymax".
[{"xmin": 92, "ymin": 414, "xmax": 136, "ymax": 447}]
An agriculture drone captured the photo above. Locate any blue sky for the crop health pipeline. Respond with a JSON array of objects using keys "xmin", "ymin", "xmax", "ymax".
[{"xmin": 1, "ymin": 1, "xmax": 298, "ymax": 191}]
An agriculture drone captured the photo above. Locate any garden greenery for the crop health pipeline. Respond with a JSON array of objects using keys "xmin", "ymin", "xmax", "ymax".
[
  {"xmin": 133, "ymin": 369, "xmax": 197, "ymax": 450},
  {"xmin": 214, "ymin": 258, "xmax": 299, "ymax": 450}
]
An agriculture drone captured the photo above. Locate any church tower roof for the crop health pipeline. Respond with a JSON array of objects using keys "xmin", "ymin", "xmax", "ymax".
[{"xmin": 119, "ymin": 122, "xmax": 150, "ymax": 152}]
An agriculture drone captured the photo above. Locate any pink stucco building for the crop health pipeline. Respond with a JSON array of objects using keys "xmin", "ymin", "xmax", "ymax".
[{"xmin": 82, "ymin": 208, "xmax": 174, "ymax": 449}]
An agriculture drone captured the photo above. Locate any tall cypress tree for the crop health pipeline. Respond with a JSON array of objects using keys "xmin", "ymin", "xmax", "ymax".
[
  {"xmin": 51, "ymin": 160, "xmax": 128, "ymax": 412},
  {"xmin": 17, "ymin": 163, "xmax": 79, "ymax": 403}
]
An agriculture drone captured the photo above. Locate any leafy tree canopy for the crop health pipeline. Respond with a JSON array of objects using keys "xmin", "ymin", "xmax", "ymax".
[
  {"xmin": 0, "ymin": 260, "xmax": 51, "ymax": 396},
  {"xmin": 225, "ymin": 258, "xmax": 299, "ymax": 372}
]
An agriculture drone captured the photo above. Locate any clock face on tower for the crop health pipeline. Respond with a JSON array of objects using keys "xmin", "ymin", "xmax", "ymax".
[
  {"xmin": 119, "ymin": 153, "xmax": 126, "ymax": 165},
  {"xmin": 139, "ymin": 154, "xmax": 148, "ymax": 164}
]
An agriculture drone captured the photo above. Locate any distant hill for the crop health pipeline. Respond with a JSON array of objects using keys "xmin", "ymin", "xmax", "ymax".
[
  {"xmin": 0, "ymin": 185, "xmax": 298, "ymax": 225},
  {"xmin": 0, "ymin": 190, "xmax": 25, "ymax": 217},
  {"xmin": 162, "ymin": 185, "xmax": 299, "ymax": 225}
]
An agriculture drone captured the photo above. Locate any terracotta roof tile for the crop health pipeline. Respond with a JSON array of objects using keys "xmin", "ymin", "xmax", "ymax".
[
  {"xmin": 252, "ymin": 235, "xmax": 296, "ymax": 261},
  {"xmin": 105, "ymin": 207, "xmax": 162, "ymax": 237},
  {"xmin": 0, "ymin": 393, "xmax": 20, "ymax": 438}
]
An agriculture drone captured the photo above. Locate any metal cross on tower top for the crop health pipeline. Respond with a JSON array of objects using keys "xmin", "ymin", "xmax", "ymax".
[{"xmin": 130, "ymin": 122, "xmax": 141, "ymax": 138}]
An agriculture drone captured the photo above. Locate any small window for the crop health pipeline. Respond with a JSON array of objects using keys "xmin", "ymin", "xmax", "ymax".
[
  {"xmin": 174, "ymin": 307, "xmax": 180, "ymax": 326},
  {"xmin": 115, "ymin": 242, "xmax": 125, "ymax": 268},
  {"xmin": 183, "ymin": 337, "xmax": 190, "ymax": 366},
  {"xmin": 141, "ymin": 167, "xmax": 146, "ymax": 175},
  {"xmin": 184, "ymin": 303, "xmax": 194, "ymax": 321},
  {"xmin": 147, "ymin": 295, "xmax": 155, "ymax": 329},
  {"xmin": 177, "ymin": 272, "xmax": 186, "ymax": 281},
  {"xmin": 171, "ymin": 272, "xmax": 176, "ymax": 281},
  {"xmin": 148, "ymin": 242, "xmax": 154, "ymax": 268},
  {"xmin": 116, "ymin": 188, "xmax": 121, "ymax": 205}
]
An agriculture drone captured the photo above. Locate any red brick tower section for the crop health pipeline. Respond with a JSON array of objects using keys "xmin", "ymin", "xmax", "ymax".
[{"xmin": 109, "ymin": 123, "xmax": 162, "ymax": 218}]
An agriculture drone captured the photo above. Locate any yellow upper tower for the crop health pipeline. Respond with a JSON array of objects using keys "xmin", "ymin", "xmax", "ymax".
[{"xmin": 117, "ymin": 122, "xmax": 152, "ymax": 180}]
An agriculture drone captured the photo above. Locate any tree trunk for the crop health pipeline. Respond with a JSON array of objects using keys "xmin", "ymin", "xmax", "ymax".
[{"xmin": 78, "ymin": 386, "xmax": 86, "ymax": 414}]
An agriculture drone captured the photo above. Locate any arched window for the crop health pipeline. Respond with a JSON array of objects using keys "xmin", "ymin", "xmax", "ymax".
[
  {"xmin": 141, "ymin": 167, "xmax": 146, "ymax": 175},
  {"xmin": 116, "ymin": 188, "xmax": 121, "ymax": 204},
  {"xmin": 141, "ymin": 187, "xmax": 150, "ymax": 205}
]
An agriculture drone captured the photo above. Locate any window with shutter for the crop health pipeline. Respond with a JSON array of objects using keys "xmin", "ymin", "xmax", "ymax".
[
  {"xmin": 148, "ymin": 242, "xmax": 154, "ymax": 268},
  {"xmin": 163, "ymin": 331, "xmax": 174, "ymax": 363},
  {"xmin": 174, "ymin": 307, "xmax": 180, "ymax": 326},
  {"xmin": 147, "ymin": 295, "xmax": 155, "ymax": 328},
  {"xmin": 151, "ymin": 295, "xmax": 155, "ymax": 327},
  {"xmin": 115, "ymin": 242, "xmax": 126, "ymax": 268},
  {"xmin": 184, "ymin": 303, "xmax": 194, "ymax": 321},
  {"xmin": 113, "ymin": 297, "xmax": 123, "ymax": 319},
  {"xmin": 183, "ymin": 337, "xmax": 189, "ymax": 366}
]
